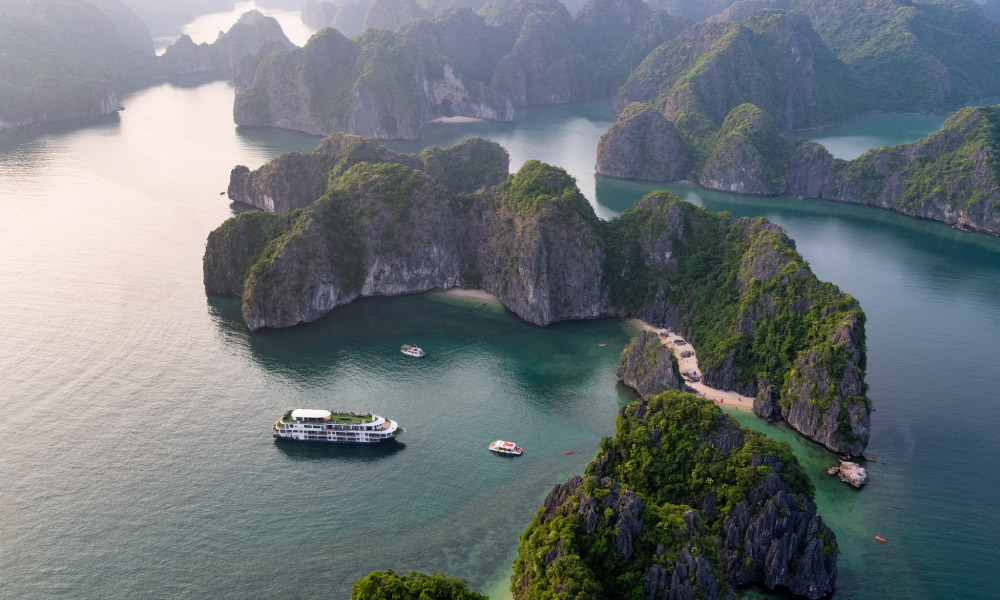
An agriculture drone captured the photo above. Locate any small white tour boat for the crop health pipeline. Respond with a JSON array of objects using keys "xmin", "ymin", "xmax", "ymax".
[
  {"xmin": 489, "ymin": 440, "xmax": 523, "ymax": 455},
  {"xmin": 401, "ymin": 344, "xmax": 425, "ymax": 357}
]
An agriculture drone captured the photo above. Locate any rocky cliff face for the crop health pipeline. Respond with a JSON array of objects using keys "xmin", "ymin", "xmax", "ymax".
[
  {"xmin": 601, "ymin": 99, "xmax": 1000, "ymax": 236},
  {"xmin": 617, "ymin": 330, "xmax": 684, "ymax": 396},
  {"xmin": 226, "ymin": 134, "xmax": 505, "ymax": 213},
  {"xmin": 160, "ymin": 10, "xmax": 295, "ymax": 77},
  {"xmin": 233, "ymin": 20, "xmax": 514, "ymax": 139},
  {"xmin": 490, "ymin": 8, "xmax": 585, "ymax": 107},
  {"xmin": 0, "ymin": 0, "xmax": 151, "ymax": 131},
  {"xmin": 87, "ymin": 0, "xmax": 154, "ymax": 54},
  {"xmin": 206, "ymin": 139, "xmax": 871, "ymax": 453},
  {"xmin": 237, "ymin": 0, "xmax": 684, "ymax": 134},
  {"xmin": 238, "ymin": 165, "xmax": 463, "ymax": 329},
  {"xmin": 362, "ymin": 0, "xmax": 429, "ymax": 32},
  {"xmin": 595, "ymin": 102, "xmax": 691, "ymax": 181},
  {"xmin": 697, "ymin": 103, "xmax": 789, "ymax": 195},
  {"xmin": 513, "ymin": 392, "xmax": 838, "ymax": 599},
  {"xmin": 614, "ymin": 10, "xmax": 860, "ymax": 130},
  {"xmin": 787, "ymin": 105, "xmax": 1000, "ymax": 236}
]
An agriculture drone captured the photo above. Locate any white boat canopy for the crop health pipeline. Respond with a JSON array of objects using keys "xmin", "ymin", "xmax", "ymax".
[{"xmin": 291, "ymin": 409, "xmax": 332, "ymax": 420}]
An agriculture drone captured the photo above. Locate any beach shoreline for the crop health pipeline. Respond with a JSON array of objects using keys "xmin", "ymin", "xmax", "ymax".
[
  {"xmin": 435, "ymin": 287, "xmax": 504, "ymax": 306},
  {"xmin": 427, "ymin": 116, "xmax": 487, "ymax": 124},
  {"xmin": 631, "ymin": 319, "xmax": 755, "ymax": 411}
]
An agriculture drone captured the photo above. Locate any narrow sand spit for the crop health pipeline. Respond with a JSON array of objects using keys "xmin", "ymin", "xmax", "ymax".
[{"xmin": 635, "ymin": 321, "xmax": 755, "ymax": 411}]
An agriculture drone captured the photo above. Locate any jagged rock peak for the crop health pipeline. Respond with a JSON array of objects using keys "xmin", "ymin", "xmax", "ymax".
[{"xmin": 596, "ymin": 102, "xmax": 690, "ymax": 181}]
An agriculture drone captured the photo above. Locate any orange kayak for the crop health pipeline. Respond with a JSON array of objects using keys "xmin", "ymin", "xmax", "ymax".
[{"xmin": 875, "ymin": 536, "xmax": 887, "ymax": 542}]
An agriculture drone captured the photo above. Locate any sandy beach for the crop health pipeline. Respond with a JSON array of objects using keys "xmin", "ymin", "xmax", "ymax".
[
  {"xmin": 427, "ymin": 116, "xmax": 487, "ymax": 124},
  {"xmin": 436, "ymin": 287, "xmax": 504, "ymax": 306},
  {"xmin": 634, "ymin": 320, "xmax": 756, "ymax": 411}
]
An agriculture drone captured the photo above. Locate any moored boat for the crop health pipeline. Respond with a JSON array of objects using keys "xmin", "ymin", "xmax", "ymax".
[
  {"xmin": 489, "ymin": 440, "xmax": 523, "ymax": 455},
  {"xmin": 401, "ymin": 344, "xmax": 425, "ymax": 357},
  {"xmin": 272, "ymin": 409, "xmax": 404, "ymax": 444}
]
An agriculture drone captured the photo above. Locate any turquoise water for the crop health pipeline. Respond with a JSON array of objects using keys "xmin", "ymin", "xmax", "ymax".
[
  {"xmin": 802, "ymin": 112, "xmax": 948, "ymax": 160},
  {"xmin": 1, "ymin": 79, "xmax": 999, "ymax": 600}
]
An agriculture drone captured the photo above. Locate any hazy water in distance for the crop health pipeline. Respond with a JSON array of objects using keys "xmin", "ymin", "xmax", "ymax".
[
  {"xmin": 1, "ymin": 80, "xmax": 999, "ymax": 600},
  {"xmin": 154, "ymin": 1, "xmax": 320, "ymax": 52}
]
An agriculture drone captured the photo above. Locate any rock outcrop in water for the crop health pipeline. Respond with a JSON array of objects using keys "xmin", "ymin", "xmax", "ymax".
[
  {"xmin": 0, "ymin": 3, "xmax": 296, "ymax": 131},
  {"xmin": 600, "ymin": 100, "xmax": 1000, "ymax": 237},
  {"xmin": 160, "ymin": 10, "xmax": 295, "ymax": 76},
  {"xmin": 595, "ymin": 103, "xmax": 691, "ymax": 181},
  {"xmin": 205, "ymin": 136, "xmax": 871, "ymax": 454},
  {"xmin": 0, "ymin": 0, "xmax": 151, "ymax": 130},
  {"xmin": 512, "ymin": 392, "xmax": 838, "ymax": 599},
  {"xmin": 235, "ymin": 0, "xmax": 686, "ymax": 138},
  {"xmin": 781, "ymin": 105, "xmax": 1000, "ymax": 236},
  {"xmin": 233, "ymin": 12, "xmax": 514, "ymax": 140},
  {"xmin": 616, "ymin": 330, "xmax": 684, "ymax": 397},
  {"xmin": 226, "ymin": 135, "xmax": 507, "ymax": 213},
  {"xmin": 697, "ymin": 103, "xmax": 790, "ymax": 195}
]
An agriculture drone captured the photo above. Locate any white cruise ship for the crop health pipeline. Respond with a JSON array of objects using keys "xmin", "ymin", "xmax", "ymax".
[{"xmin": 272, "ymin": 409, "xmax": 404, "ymax": 444}]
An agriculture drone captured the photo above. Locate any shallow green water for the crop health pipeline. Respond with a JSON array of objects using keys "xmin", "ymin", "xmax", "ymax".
[{"xmin": 1, "ymin": 80, "xmax": 998, "ymax": 600}]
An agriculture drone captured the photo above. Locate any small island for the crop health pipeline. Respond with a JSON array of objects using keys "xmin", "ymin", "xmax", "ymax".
[{"xmin": 204, "ymin": 134, "xmax": 871, "ymax": 455}]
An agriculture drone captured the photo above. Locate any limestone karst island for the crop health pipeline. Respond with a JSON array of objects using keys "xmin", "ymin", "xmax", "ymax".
[{"xmin": 3, "ymin": 1, "xmax": 1000, "ymax": 600}]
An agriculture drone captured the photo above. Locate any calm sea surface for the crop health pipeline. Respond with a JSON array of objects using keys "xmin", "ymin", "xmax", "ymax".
[{"xmin": 1, "ymin": 79, "xmax": 999, "ymax": 600}]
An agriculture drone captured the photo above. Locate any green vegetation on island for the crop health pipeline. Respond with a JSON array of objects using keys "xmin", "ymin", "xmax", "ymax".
[
  {"xmin": 205, "ymin": 135, "xmax": 870, "ymax": 455},
  {"xmin": 0, "ymin": 1, "xmax": 299, "ymax": 131},
  {"xmin": 512, "ymin": 391, "xmax": 836, "ymax": 599},
  {"xmin": 233, "ymin": 0, "xmax": 689, "ymax": 138},
  {"xmin": 351, "ymin": 570, "xmax": 488, "ymax": 600},
  {"xmin": 350, "ymin": 393, "xmax": 837, "ymax": 600}
]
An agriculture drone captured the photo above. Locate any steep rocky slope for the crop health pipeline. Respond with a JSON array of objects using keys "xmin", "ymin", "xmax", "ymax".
[
  {"xmin": 614, "ymin": 9, "xmax": 861, "ymax": 130},
  {"xmin": 782, "ymin": 105, "xmax": 1000, "ymax": 235},
  {"xmin": 236, "ymin": 0, "xmax": 686, "ymax": 136},
  {"xmin": 160, "ymin": 10, "xmax": 294, "ymax": 76},
  {"xmin": 512, "ymin": 392, "xmax": 838, "ymax": 599},
  {"xmin": 233, "ymin": 12, "xmax": 514, "ymax": 139},
  {"xmin": 206, "ymin": 138, "xmax": 870, "ymax": 453},
  {"xmin": 0, "ymin": 3, "xmax": 299, "ymax": 131},
  {"xmin": 226, "ymin": 135, "xmax": 506, "ymax": 213},
  {"xmin": 600, "ymin": 100, "xmax": 1000, "ymax": 236},
  {"xmin": 595, "ymin": 102, "xmax": 691, "ymax": 181},
  {"xmin": 616, "ymin": 330, "xmax": 684, "ymax": 396},
  {"xmin": 87, "ymin": 0, "xmax": 154, "ymax": 54},
  {"xmin": 0, "ymin": 0, "xmax": 153, "ymax": 130}
]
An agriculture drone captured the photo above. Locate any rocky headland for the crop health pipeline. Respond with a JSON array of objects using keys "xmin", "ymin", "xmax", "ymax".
[
  {"xmin": 233, "ymin": 0, "xmax": 687, "ymax": 139},
  {"xmin": 512, "ymin": 392, "xmax": 839, "ymax": 599},
  {"xmin": 205, "ymin": 134, "xmax": 870, "ymax": 455},
  {"xmin": 0, "ymin": 2, "xmax": 300, "ymax": 132},
  {"xmin": 160, "ymin": 10, "xmax": 295, "ymax": 77},
  {"xmin": 595, "ymin": 2, "xmax": 1000, "ymax": 235},
  {"xmin": 597, "ymin": 100, "xmax": 1000, "ymax": 236}
]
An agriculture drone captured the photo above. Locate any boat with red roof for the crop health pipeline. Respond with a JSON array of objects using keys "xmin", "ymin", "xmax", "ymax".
[{"xmin": 489, "ymin": 440, "xmax": 523, "ymax": 455}]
